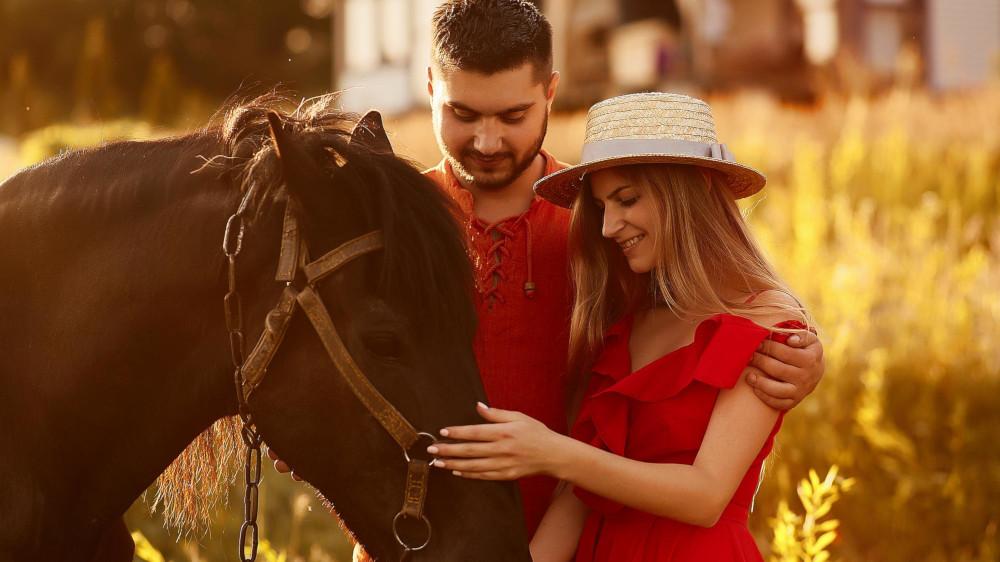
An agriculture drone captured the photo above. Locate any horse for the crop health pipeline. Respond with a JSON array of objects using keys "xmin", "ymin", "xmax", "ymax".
[{"xmin": 0, "ymin": 93, "xmax": 532, "ymax": 562}]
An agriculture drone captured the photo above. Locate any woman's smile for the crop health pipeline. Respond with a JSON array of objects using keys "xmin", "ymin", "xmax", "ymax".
[{"xmin": 619, "ymin": 233, "xmax": 646, "ymax": 254}]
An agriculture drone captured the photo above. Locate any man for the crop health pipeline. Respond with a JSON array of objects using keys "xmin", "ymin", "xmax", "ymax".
[
  {"xmin": 422, "ymin": 0, "xmax": 573, "ymax": 539},
  {"xmin": 274, "ymin": 0, "xmax": 825, "ymax": 544}
]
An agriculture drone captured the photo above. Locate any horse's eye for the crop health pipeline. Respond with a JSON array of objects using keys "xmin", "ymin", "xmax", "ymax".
[{"xmin": 362, "ymin": 331, "xmax": 404, "ymax": 360}]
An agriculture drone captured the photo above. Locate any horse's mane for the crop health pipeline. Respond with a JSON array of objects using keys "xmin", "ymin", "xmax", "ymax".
[{"xmin": 153, "ymin": 92, "xmax": 476, "ymax": 534}]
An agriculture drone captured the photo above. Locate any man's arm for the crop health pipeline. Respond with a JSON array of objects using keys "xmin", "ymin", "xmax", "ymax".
[{"xmin": 743, "ymin": 330, "xmax": 824, "ymax": 410}]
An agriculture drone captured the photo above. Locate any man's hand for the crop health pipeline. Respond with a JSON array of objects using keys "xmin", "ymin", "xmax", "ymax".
[
  {"xmin": 265, "ymin": 446, "xmax": 302, "ymax": 481},
  {"xmin": 744, "ymin": 330, "xmax": 824, "ymax": 411}
]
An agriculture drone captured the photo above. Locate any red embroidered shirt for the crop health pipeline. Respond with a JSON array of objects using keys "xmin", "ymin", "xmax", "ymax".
[{"xmin": 424, "ymin": 151, "xmax": 572, "ymax": 537}]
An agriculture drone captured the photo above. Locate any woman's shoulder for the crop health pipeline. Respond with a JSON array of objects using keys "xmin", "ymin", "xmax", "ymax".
[
  {"xmin": 689, "ymin": 290, "xmax": 811, "ymax": 363},
  {"xmin": 732, "ymin": 289, "xmax": 809, "ymax": 330}
]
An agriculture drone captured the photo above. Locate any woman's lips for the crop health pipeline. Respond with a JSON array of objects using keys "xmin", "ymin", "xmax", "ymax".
[{"xmin": 620, "ymin": 234, "xmax": 645, "ymax": 255}]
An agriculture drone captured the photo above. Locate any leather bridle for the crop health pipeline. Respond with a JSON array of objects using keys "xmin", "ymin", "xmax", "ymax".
[{"xmin": 223, "ymin": 190, "xmax": 437, "ymax": 561}]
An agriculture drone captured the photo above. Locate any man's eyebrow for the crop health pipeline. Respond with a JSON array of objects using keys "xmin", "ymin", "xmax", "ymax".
[
  {"xmin": 446, "ymin": 101, "xmax": 535, "ymax": 115},
  {"xmin": 499, "ymin": 102, "xmax": 535, "ymax": 114}
]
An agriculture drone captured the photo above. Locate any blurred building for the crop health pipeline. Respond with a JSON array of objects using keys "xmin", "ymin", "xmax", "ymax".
[
  {"xmin": 333, "ymin": 0, "xmax": 1000, "ymax": 113},
  {"xmin": 333, "ymin": 0, "xmax": 438, "ymax": 114},
  {"xmin": 838, "ymin": 0, "xmax": 1000, "ymax": 91}
]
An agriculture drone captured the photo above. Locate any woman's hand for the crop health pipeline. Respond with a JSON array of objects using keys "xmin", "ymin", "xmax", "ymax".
[{"xmin": 427, "ymin": 402, "xmax": 569, "ymax": 480}]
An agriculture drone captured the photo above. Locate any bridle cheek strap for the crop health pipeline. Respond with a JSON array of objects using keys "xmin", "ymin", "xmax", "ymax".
[
  {"xmin": 237, "ymin": 213, "xmax": 434, "ymax": 557},
  {"xmin": 275, "ymin": 204, "xmax": 302, "ymax": 283},
  {"xmin": 295, "ymin": 285, "xmax": 420, "ymax": 451},
  {"xmin": 242, "ymin": 286, "xmax": 298, "ymax": 397},
  {"xmin": 295, "ymin": 284, "xmax": 435, "ymax": 553}
]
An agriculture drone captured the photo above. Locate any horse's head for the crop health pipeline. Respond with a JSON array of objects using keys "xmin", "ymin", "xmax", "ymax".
[{"xmin": 230, "ymin": 101, "xmax": 530, "ymax": 561}]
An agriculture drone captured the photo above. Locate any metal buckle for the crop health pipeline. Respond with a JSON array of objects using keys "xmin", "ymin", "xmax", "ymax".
[{"xmin": 392, "ymin": 511, "xmax": 432, "ymax": 552}]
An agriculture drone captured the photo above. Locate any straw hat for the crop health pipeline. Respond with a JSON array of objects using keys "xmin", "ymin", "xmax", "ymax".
[{"xmin": 534, "ymin": 92, "xmax": 765, "ymax": 208}]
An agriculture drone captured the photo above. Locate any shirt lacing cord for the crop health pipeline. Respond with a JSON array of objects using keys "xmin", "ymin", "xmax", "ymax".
[{"xmin": 475, "ymin": 213, "xmax": 537, "ymax": 304}]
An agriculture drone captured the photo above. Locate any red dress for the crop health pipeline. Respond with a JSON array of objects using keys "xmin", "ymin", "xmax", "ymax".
[{"xmin": 571, "ymin": 313, "xmax": 803, "ymax": 561}]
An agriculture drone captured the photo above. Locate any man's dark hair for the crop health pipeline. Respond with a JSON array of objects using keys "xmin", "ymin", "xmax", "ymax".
[{"xmin": 431, "ymin": 0, "xmax": 553, "ymax": 83}]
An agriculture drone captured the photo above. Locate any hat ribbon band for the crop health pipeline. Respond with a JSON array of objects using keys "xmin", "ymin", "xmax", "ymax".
[{"xmin": 580, "ymin": 138, "xmax": 735, "ymax": 165}]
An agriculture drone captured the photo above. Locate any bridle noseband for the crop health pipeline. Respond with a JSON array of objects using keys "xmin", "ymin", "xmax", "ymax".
[{"xmin": 223, "ymin": 195, "xmax": 437, "ymax": 561}]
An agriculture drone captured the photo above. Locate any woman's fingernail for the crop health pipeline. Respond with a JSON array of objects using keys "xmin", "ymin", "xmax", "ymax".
[
  {"xmin": 477, "ymin": 401, "xmax": 489, "ymax": 409},
  {"xmin": 748, "ymin": 374, "xmax": 757, "ymax": 384},
  {"xmin": 789, "ymin": 335, "xmax": 801, "ymax": 344},
  {"xmin": 439, "ymin": 428, "xmax": 450, "ymax": 437},
  {"xmin": 433, "ymin": 460, "xmax": 446, "ymax": 468},
  {"xmin": 427, "ymin": 445, "xmax": 439, "ymax": 455},
  {"xmin": 452, "ymin": 471, "xmax": 462, "ymax": 477}
]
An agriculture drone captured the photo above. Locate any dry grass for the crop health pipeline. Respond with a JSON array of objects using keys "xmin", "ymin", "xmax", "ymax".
[{"xmin": 13, "ymin": 86, "xmax": 999, "ymax": 561}]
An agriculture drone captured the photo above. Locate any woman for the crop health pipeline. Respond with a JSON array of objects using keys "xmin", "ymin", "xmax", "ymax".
[{"xmin": 427, "ymin": 92, "xmax": 813, "ymax": 561}]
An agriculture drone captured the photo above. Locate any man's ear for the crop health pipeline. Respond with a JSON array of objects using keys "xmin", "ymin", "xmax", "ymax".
[
  {"xmin": 545, "ymin": 71, "xmax": 561, "ymax": 111},
  {"xmin": 426, "ymin": 66, "xmax": 435, "ymax": 98},
  {"xmin": 350, "ymin": 110, "xmax": 393, "ymax": 154}
]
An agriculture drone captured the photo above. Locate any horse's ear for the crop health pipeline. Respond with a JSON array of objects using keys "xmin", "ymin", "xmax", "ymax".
[
  {"xmin": 350, "ymin": 110, "xmax": 393, "ymax": 155},
  {"xmin": 266, "ymin": 111, "xmax": 329, "ymax": 193},
  {"xmin": 266, "ymin": 111, "xmax": 369, "ymax": 237},
  {"xmin": 267, "ymin": 111, "xmax": 298, "ymax": 164}
]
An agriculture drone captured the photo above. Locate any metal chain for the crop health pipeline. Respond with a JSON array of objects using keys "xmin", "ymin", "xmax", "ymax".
[
  {"xmin": 223, "ymin": 210, "xmax": 263, "ymax": 562},
  {"xmin": 238, "ymin": 424, "xmax": 264, "ymax": 562},
  {"xmin": 224, "ymin": 212, "xmax": 248, "ymax": 420}
]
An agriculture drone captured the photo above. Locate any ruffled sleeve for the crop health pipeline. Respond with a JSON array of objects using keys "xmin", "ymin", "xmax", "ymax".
[
  {"xmin": 690, "ymin": 315, "xmax": 781, "ymax": 389},
  {"xmin": 593, "ymin": 315, "xmax": 775, "ymax": 402},
  {"xmin": 571, "ymin": 314, "xmax": 808, "ymax": 515}
]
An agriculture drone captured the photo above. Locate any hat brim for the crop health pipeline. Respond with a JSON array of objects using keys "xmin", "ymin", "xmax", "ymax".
[{"xmin": 533, "ymin": 154, "xmax": 766, "ymax": 208}]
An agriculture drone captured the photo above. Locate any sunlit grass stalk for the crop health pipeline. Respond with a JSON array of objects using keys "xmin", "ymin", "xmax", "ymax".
[{"xmin": 769, "ymin": 466, "xmax": 855, "ymax": 562}]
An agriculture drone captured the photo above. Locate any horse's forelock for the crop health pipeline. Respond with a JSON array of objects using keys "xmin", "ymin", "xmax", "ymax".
[{"xmin": 211, "ymin": 93, "xmax": 356, "ymax": 224}]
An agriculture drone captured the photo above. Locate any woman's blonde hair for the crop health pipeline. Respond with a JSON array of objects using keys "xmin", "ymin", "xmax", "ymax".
[{"xmin": 567, "ymin": 164, "xmax": 812, "ymax": 399}]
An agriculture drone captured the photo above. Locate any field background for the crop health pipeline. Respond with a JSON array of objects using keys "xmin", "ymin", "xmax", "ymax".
[
  {"xmin": 5, "ymin": 88, "xmax": 997, "ymax": 562},
  {"xmin": 2, "ymin": 1, "xmax": 998, "ymax": 561}
]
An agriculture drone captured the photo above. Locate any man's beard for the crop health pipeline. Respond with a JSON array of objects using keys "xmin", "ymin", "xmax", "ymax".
[{"xmin": 447, "ymin": 114, "xmax": 548, "ymax": 191}]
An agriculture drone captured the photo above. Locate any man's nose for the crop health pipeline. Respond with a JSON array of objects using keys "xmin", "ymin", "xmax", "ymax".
[{"xmin": 473, "ymin": 120, "xmax": 502, "ymax": 154}]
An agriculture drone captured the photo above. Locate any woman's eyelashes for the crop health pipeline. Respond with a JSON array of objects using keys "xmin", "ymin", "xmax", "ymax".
[
  {"xmin": 594, "ymin": 193, "xmax": 638, "ymax": 212},
  {"xmin": 619, "ymin": 195, "xmax": 639, "ymax": 207}
]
